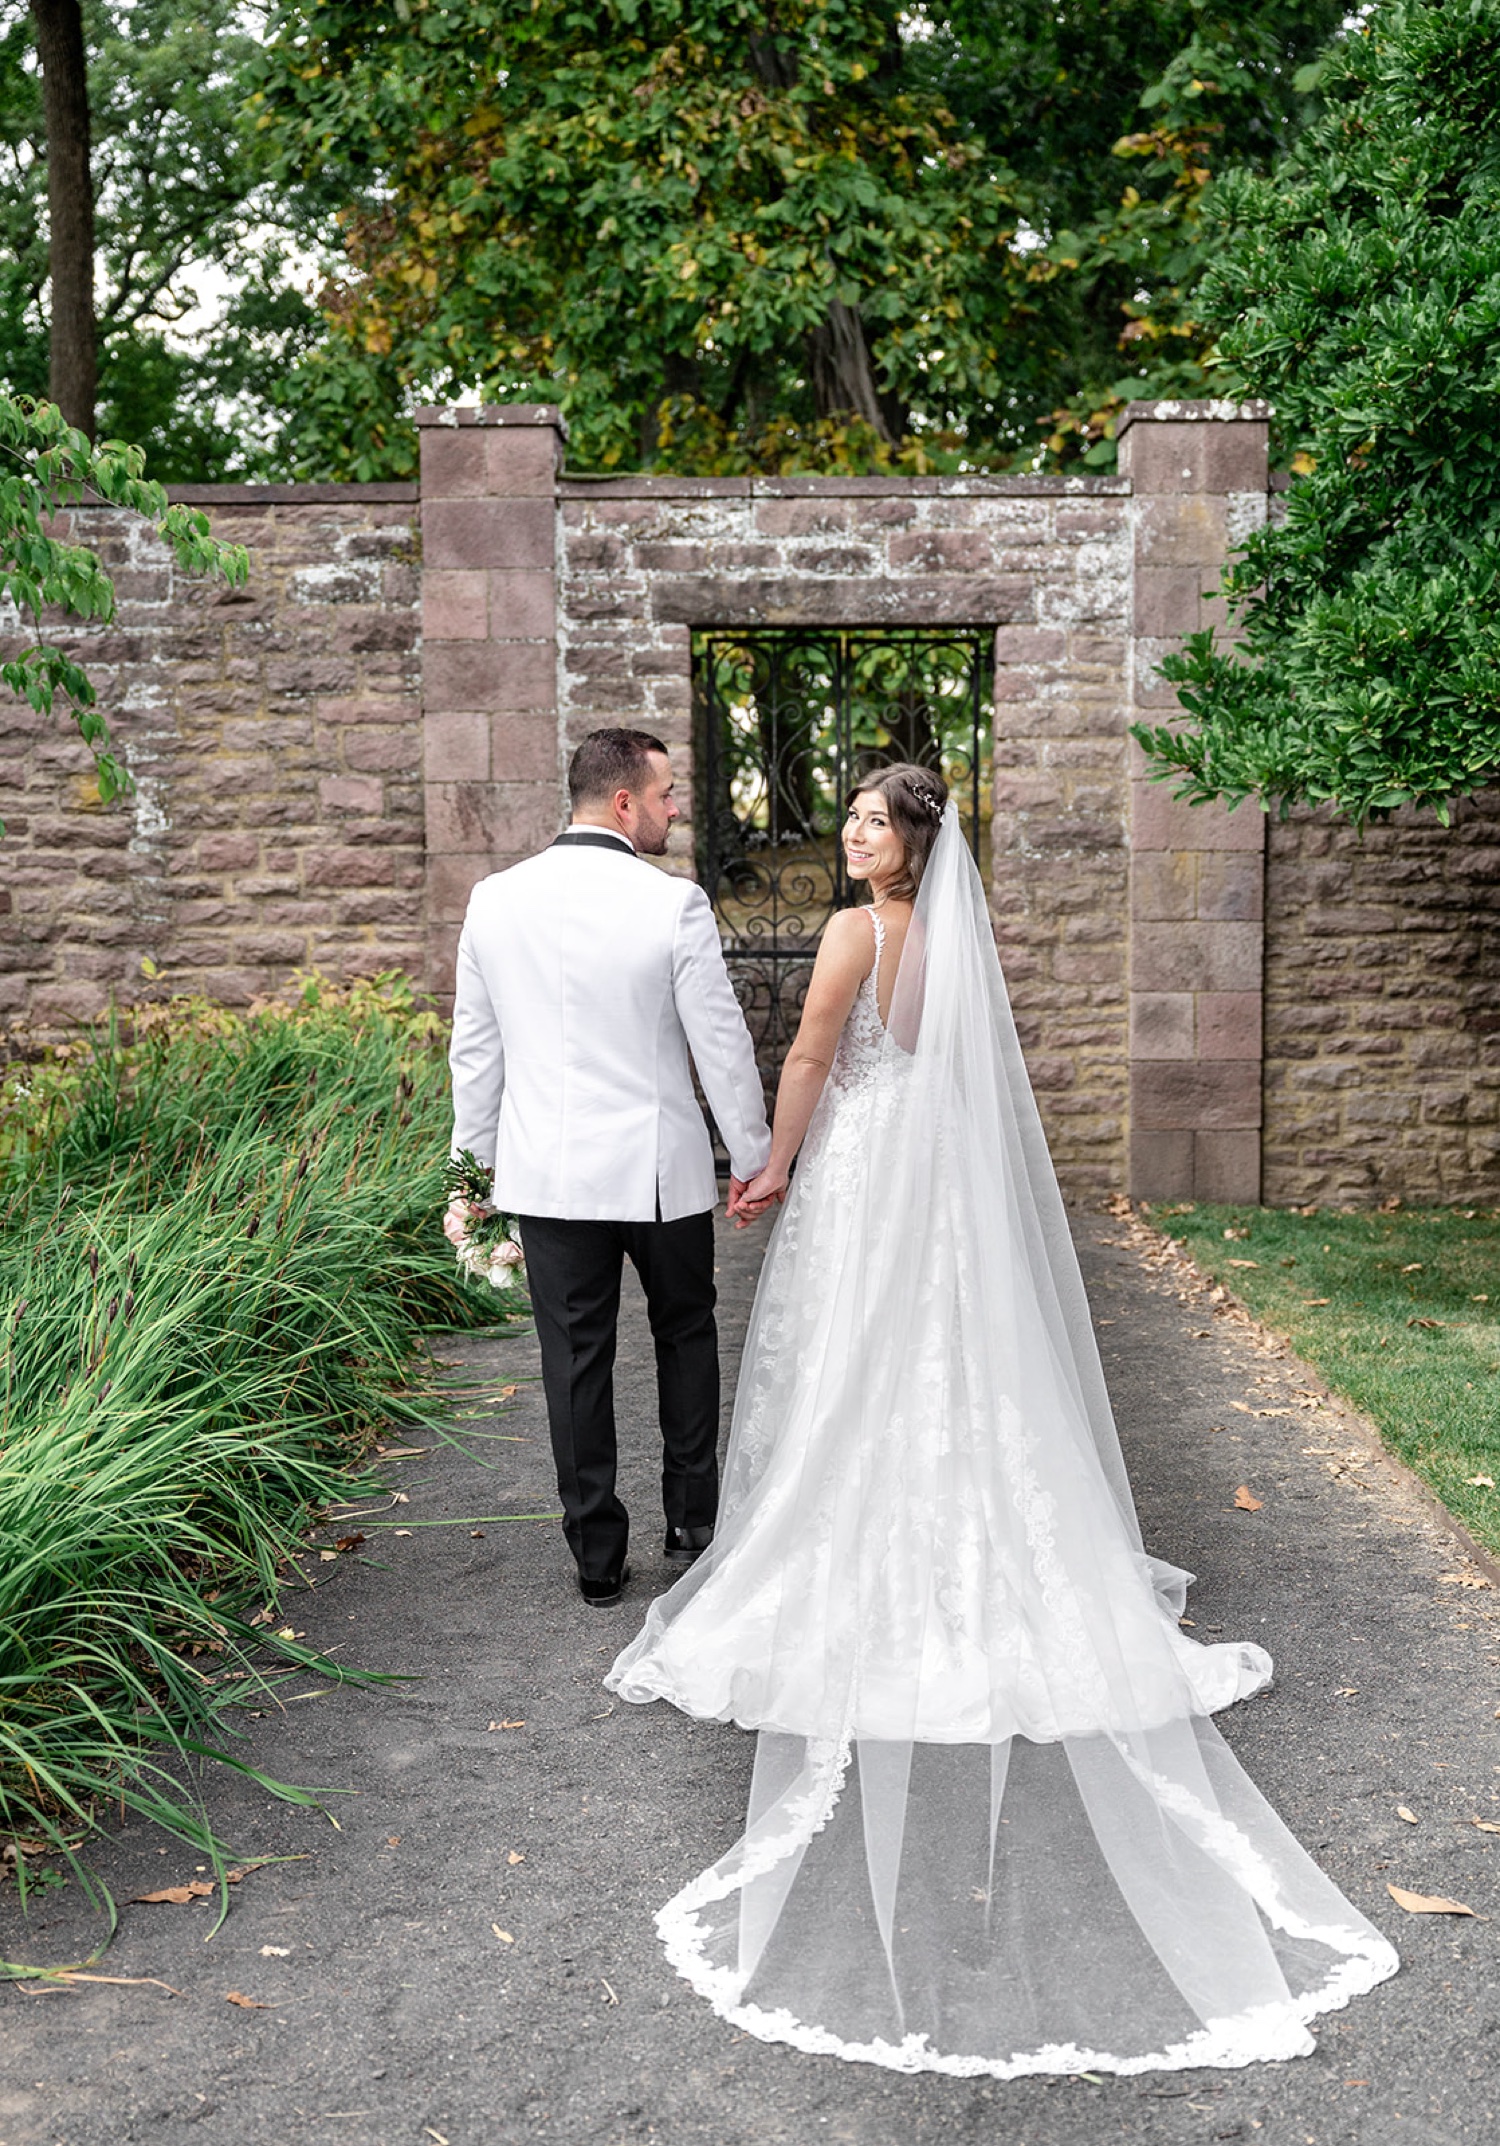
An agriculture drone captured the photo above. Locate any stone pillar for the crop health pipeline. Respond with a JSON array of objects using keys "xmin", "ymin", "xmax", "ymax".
[
  {"xmin": 417, "ymin": 404, "xmax": 567, "ymax": 997},
  {"xmin": 1119, "ymin": 400, "xmax": 1270, "ymax": 1204}
]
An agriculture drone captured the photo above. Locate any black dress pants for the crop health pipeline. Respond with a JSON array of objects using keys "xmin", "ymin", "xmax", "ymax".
[{"xmin": 518, "ymin": 1210, "xmax": 719, "ymax": 1583}]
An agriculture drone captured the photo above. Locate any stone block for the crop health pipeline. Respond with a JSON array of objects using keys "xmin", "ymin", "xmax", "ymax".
[
  {"xmin": 426, "ymin": 778, "xmax": 561, "ymax": 862},
  {"xmin": 489, "ymin": 571, "xmax": 557, "ymax": 639},
  {"xmin": 423, "ymin": 570, "xmax": 489, "ymax": 640},
  {"xmin": 1133, "ymin": 566, "xmax": 1214, "ymax": 638},
  {"xmin": 1130, "ymin": 1128, "xmax": 1195, "ymax": 1200},
  {"xmin": 1133, "ymin": 494, "xmax": 1229, "ymax": 569},
  {"xmin": 1199, "ymin": 992, "xmax": 1263, "ymax": 1061},
  {"xmin": 1131, "ymin": 1058, "xmax": 1261, "ymax": 1131},
  {"xmin": 303, "ymin": 845, "xmax": 391, "ymax": 889},
  {"xmin": 342, "ymin": 729, "xmax": 420, "ymax": 774},
  {"xmin": 754, "ymin": 499, "xmax": 852, "ymax": 537},
  {"xmin": 419, "ymin": 428, "xmax": 494, "ymax": 500},
  {"xmin": 426, "ymin": 851, "xmax": 492, "ymax": 923},
  {"xmin": 1118, "ymin": 416, "xmax": 1268, "ymax": 496},
  {"xmin": 481, "ymin": 425, "xmax": 562, "ymax": 497},
  {"xmin": 424, "ymin": 638, "xmax": 555, "ymax": 712},
  {"xmin": 319, "ymin": 774, "xmax": 383, "ymax": 814},
  {"xmin": 1197, "ymin": 851, "xmax": 1264, "ymax": 922},
  {"xmin": 1130, "ymin": 992, "xmax": 1195, "ymax": 1060},
  {"xmin": 425, "ymin": 709, "xmax": 490, "ymax": 783},
  {"xmin": 424, "ymin": 498, "xmax": 554, "ymax": 572},
  {"xmin": 887, "ymin": 531, "xmax": 994, "ymax": 573},
  {"xmin": 1194, "ymin": 1129, "xmax": 1262, "ymax": 1203},
  {"xmin": 491, "ymin": 711, "xmax": 560, "ymax": 784},
  {"xmin": 1131, "ymin": 849, "xmax": 1195, "ymax": 922},
  {"xmin": 993, "ymin": 626, "xmax": 1066, "ymax": 665},
  {"xmin": 197, "ymin": 833, "xmax": 259, "ymax": 871},
  {"xmin": 316, "ymin": 696, "xmax": 408, "ymax": 726},
  {"xmin": 1132, "ymin": 920, "xmax": 1262, "ymax": 994},
  {"xmin": 1131, "ymin": 781, "xmax": 1265, "ymax": 853}
]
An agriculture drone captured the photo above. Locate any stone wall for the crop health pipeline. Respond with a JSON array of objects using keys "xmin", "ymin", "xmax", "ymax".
[
  {"xmin": 554, "ymin": 470, "xmax": 1134, "ymax": 1195},
  {"xmin": 1264, "ymin": 794, "xmax": 1500, "ymax": 1206},
  {"xmin": 4, "ymin": 406, "xmax": 1497, "ymax": 1208},
  {"xmin": 0, "ymin": 487, "xmax": 422, "ymax": 1024}
]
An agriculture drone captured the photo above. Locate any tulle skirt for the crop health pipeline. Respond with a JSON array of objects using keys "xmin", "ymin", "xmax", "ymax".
[{"xmin": 607, "ymin": 817, "xmax": 1398, "ymax": 2075}]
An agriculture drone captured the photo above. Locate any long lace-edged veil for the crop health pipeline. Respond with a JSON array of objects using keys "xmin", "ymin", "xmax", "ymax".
[{"xmin": 610, "ymin": 804, "xmax": 1398, "ymax": 2076}]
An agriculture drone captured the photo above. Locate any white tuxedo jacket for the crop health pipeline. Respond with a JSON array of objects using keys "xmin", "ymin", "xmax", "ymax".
[{"xmin": 449, "ymin": 830, "xmax": 772, "ymax": 1222}]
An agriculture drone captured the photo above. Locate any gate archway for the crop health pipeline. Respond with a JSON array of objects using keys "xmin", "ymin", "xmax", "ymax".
[{"xmin": 692, "ymin": 625, "xmax": 993, "ymax": 1099}]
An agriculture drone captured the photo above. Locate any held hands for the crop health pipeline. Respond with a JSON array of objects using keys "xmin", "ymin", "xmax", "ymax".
[{"xmin": 727, "ymin": 1166, "xmax": 789, "ymax": 1229}]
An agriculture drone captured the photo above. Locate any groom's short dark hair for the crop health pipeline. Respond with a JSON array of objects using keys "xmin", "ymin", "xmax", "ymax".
[{"xmin": 569, "ymin": 727, "xmax": 668, "ymax": 808}]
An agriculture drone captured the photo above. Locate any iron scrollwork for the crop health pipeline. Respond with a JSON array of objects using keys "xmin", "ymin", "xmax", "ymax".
[{"xmin": 693, "ymin": 626, "xmax": 994, "ymax": 1115}]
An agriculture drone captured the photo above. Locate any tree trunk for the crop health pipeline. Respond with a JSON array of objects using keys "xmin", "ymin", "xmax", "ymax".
[
  {"xmin": 805, "ymin": 298, "xmax": 906, "ymax": 443},
  {"xmin": 31, "ymin": 0, "xmax": 95, "ymax": 437}
]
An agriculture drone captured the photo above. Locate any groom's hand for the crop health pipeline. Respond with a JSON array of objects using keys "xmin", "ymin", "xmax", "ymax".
[{"xmin": 730, "ymin": 1164, "xmax": 788, "ymax": 1228}]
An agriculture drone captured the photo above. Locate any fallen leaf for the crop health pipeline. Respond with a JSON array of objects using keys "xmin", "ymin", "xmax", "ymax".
[
  {"xmin": 374, "ymin": 1445, "xmax": 426, "ymax": 1458},
  {"xmin": 1396, "ymin": 1806, "xmax": 1418, "ymax": 1824},
  {"xmin": 470, "ymin": 1529, "xmax": 485, "ymax": 1539},
  {"xmin": 132, "ymin": 1880, "xmax": 214, "ymax": 1905},
  {"xmin": 1386, "ymin": 1884, "xmax": 1474, "ymax": 1917},
  {"xmin": 1473, "ymin": 1294, "xmax": 1490, "ymax": 1304},
  {"xmin": 1302, "ymin": 1297, "xmax": 1331, "ymax": 1306},
  {"xmin": 500, "ymin": 1385, "xmax": 517, "ymax": 1398},
  {"xmin": 1233, "ymin": 1486, "xmax": 1263, "ymax": 1512},
  {"xmin": 1465, "ymin": 1476, "xmax": 1496, "ymax": 1489},
  {"xmin": 1226, "ymin": 1258, "xmax": 1259, "ymax": 1269},
  {"xmin": 1334, "ymin": 1686, "xmax": 1360, "ymax": 1698},
  {"xmin": 225, "ymin": 1989, "xmax": 275, "ymax": 2007},
  {"xmin": 492, "ymin": 1925, "xmax": 514, "ymax": 1944},
  {"xmin": 334, "ymin": 1533, "xmax": 365, "ymax": 1552},
  {"xmin": 507, "ymin": 1849, "xmax": 525, "ymax": 1865},
  {"xmin": 392, "ymin": 1492, "xmax": 410, "ymax": 1505},
  {"xmin": 259, "ymin": 1944, "xmax": 291, "ymax": 1958},
  {"xmin": 385, "ymin": 1836, "xmax": 401, "ymax": 1848},
  {"xmin": 318, "ymin": 1550, "xmax": 337, "ymax": 1562},
  {"xmin": 248, "ymin": 1607, "xmax": 274, "ymax": 1628},
  {"xmin": 393, "ymin": 1528, "xmax": 413, "ymax": 1538},
  {"xmin": 1401, "ymin": 1263, "xmax": 1425, "ymax": 1274},
  {"xmin": 1407, "ymin": 1316, "xmax": 1444, "ymax": 1331},
  {"xmin": 274, "ymin": 1627, "xmax": 297, "ymax": 1641},
  {"xmin": 1438, "ymin": 1572, "xmax": 1491, "ymax": 1590},
  {"xmin": 1230, "ymin": 1401, "xmax": 1254, "ymax": 1414},
  {"xmin": 498, "ymin": 1719, "xmax": 525, "ymax": 1729},
  {"xmin": 1469, "ymin": 1818, "xmax": 1500, "ymax": 1835}
]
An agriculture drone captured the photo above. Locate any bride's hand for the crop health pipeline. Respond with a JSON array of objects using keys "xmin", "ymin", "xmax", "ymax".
[{"xmin": 731, "ymin": 1164, "xmax": 788, "ymax": 1228}]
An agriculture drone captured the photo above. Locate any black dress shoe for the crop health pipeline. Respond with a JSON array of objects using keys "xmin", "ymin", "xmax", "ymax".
[
  {"xmin": 578, "ymin": 1564, "xmax": 629, "ymax": 1607},
  {"xmin": 664, "ymin": 1525, "xmax": 714, "ymax": 1568}
]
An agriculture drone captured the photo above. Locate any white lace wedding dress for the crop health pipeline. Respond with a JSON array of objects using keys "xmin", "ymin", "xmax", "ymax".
[{"xmin": 607, "ymin": 811, "xmax": 1398, "ymax": 2078}]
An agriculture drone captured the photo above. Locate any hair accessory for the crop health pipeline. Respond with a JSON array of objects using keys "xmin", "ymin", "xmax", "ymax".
[{"xmin": 907, "ymin": 781, "xmax": 945, "ymax": 823}]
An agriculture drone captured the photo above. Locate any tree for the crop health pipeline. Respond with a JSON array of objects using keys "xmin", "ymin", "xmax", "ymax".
[
  {"xmin": 28, "ymin": 0, "xmax": 94, "ymax": 433},
  {"xmin": 0, "ymin": 392, "xmax": 247, "ymax": 815},
  {"xmin": 1134, "ymin": 0, "xmax": 1500, "ymax": 823},
  {"xmin": 253, "ymin": 0, "xmax": 1029, "ymax": 478},
  {"xmin": 0, "ymin": 0, "xmax": 332, "ymax": 479},
  {"xmin": 907, "ymin": 1, "xmax": 1344, "ymax": 468}
]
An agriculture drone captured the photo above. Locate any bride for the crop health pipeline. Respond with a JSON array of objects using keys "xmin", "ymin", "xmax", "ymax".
[{"xmin": 606, "ymin": 763, "xmax": 1398, "ymax": 2077}]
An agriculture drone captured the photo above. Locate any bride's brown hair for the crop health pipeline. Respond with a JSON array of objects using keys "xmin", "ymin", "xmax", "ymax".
[{"xmin": 847, "ymin": 762, "xmax": 948, "ymax": 902}]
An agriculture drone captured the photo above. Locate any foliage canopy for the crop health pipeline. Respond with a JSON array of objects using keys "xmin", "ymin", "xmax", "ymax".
[
  {"xmin": 1136, "ymin": 0, "xmax": 1500, "ymax": 823},
  {"xmin": 254, "ymin": 0, "xmax": 1342, "ymax": 478}
]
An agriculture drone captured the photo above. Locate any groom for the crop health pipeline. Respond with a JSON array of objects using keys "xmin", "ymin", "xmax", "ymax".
[{"xmin": 448, "ymin": 728, "xmax": 771, "ymax": 1606}]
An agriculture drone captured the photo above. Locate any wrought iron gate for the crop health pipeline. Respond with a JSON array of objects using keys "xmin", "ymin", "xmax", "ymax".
[{"xmin": 692, "ymin": 626, "xmax": 993, "ymax": 1106}]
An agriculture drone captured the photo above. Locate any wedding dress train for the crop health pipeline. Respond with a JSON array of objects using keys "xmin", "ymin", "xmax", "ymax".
[{"xmin": 607, "ymin": 810, "xmax": 1397, "ymax": 2077}]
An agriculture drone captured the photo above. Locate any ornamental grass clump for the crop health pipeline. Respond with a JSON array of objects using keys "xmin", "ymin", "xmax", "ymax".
[{"xmin": 0, "ymin": 974, "xmax": 503, "ymax": 1916}]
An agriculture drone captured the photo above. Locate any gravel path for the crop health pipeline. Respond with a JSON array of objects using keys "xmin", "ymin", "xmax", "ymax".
[{"xmin": 1, "ymin": 1210, "xmax": 1495, "ymax": 2146}]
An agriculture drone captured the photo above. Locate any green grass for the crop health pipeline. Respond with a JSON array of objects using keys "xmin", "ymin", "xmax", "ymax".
[
  {"xmin": 1152, "ymin": 1200, "xmax": 1500, "ymax": 1555},
  {"xmin": 0, "ymin": 973, "xmax": 514, "ymax": 1934}
]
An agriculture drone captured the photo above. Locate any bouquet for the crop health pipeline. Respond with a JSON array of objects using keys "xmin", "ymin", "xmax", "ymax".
[{"xmin": 442, "ymin": 1149, "xmax": 527, "ymax": 1294}]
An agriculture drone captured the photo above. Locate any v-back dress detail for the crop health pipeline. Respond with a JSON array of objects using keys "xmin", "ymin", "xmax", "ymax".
[{"xmin": 606, "ymin": 832, "xmax": 1398, "ymax": 2080}]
